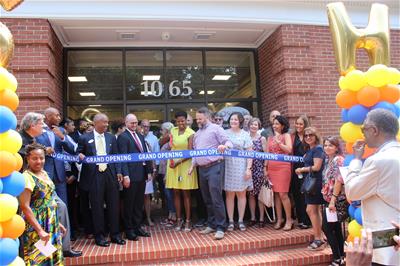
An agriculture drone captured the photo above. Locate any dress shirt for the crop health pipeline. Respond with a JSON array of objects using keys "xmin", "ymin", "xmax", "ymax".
[
  {"xmin": 145, "ymin": 131, "xmax": 160, "ymax": 165},
  {"xmin": 192, "ymin": 121, "xmax": 232, "ymax": 166}
]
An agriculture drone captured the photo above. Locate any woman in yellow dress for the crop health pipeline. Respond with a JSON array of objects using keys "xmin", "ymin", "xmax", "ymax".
[{"xmin": 166, "ymin": 111, "xmax": 198, "ymax": 232}]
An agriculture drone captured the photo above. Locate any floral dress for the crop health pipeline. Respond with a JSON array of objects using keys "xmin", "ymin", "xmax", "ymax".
[
  {"xmin": 22, "ymin": 170, "xmax": 63, "ymax": 266},
  {"xmin": 250, "ymin": 136, "xmax": 264, "ymax": 196}
]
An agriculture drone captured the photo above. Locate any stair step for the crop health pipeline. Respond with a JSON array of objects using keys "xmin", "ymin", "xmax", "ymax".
[{"xmin": 156, "ymin": 247, "xmax": 333, "ymax": 266}]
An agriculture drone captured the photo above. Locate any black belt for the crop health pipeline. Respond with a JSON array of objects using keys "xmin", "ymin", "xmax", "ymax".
[{"xmin": 199, "ymin": 159, "xmax": 223, "ymax": 169}]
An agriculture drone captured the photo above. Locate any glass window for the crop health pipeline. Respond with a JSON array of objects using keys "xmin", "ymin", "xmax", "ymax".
[
  {"xmin": 205, "ymin": 51, "xmax": 257, "ymax": 99},
  {"xmin": 67, "ymin": 51, "xmax": 123, "ymax": 101},
  {"xmin": 127, "ymin": 105, "xmax": 165, "ymax": 135},
  {"xmin": 67, "ymin": 105, "xmax": 124, "ymax": 123},
  {"xmin": 208, "ymin": 101, "xmax": 258, "ymax": 127},
  {"xmin": 126, "ymin": 50, "xmax": 164, "ymax": 101},
  {"xmin": 166, "ymin": 50, "xmax": 204, "ymax": 100}
]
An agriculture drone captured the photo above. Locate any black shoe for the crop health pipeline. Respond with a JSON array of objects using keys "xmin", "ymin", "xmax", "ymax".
[
  {"xmin": 298, "ymin": 223, "xmax": 311, "ymax": 229},
  {"xmin": 126, "ymin": 232, "xmax": 139, "ymax": 241},
  {"xmin": 135, "ymin": 228, "xmax": 151, "ymax": 237},
  {"xmin": 95, "ymin": 238, "xmax": 110, "ymax": 247},
  {"xmin": 111, "ymin": 236, "xmax": 126, "ymax": 245},
  {"xmin": 63, "ymin": 250, "xmax": 82, "ymax": 257},
  {"xmin": 194, "ymin": 218, "xmax": 206, "ymax": 228}
]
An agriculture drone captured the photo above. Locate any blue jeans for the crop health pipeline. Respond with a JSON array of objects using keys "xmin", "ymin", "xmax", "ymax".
[
  {"xmin": 198, "ymin": 161, "xmax": 226, "ymax": 231},
  {"xmin": 164, "ymin": 187, "xmax": 175, "ymax": 213}
]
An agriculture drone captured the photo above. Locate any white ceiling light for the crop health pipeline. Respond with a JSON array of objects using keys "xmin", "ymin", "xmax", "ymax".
[
  {"xmin": 89, "ymin": 104, "xmax": 102, "ymax": 107},
  {"xmin": 212, "ymin": 75, "xmax": 231, "ymax": 81},
  {"xmin": 149, "ymin": 120, "xmax": 159, "ymax": 123},
  {"xmin": 143, "ymin": 75, "xmax": 160, "ymax": 81},
  {"xmin": 68, "ymin": 76, "xmax": 87, "ymax": 82},
  {"xmin": 141, "ymin": 91, "xmax": 153, "ymax": 95},
  {"xmin": 79, "ymin": 92, "xmax": 96, "ymax": 97},
  {"xmin": 199, "ymin": 90, "xmax": 215, "ymax": 95}
]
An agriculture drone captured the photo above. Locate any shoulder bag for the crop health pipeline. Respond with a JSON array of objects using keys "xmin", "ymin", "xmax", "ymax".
[{"xmin": 300, "ymin": 167, "xmax": 318, "ymax": 195}]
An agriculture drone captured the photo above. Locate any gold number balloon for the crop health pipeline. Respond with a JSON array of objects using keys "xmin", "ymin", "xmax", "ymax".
[
  {"xmin": 0, "ymin": 23, "xmax": 14, "ymax": 68},
  {"xmin": 0, "ymin": 0, "xmax": 24, "ymax": 11},
  {"xmin": 327, "ymin": 2, "xmax": 390, "ymax": 76}
]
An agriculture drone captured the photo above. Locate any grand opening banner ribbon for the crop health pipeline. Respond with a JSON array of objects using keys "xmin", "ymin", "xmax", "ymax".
[{"xmin": 52, "ymin": 149, "xmax": 303, "ymax": 164}]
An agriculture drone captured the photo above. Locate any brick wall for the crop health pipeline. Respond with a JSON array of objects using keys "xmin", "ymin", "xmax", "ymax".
[
  {"xmin": 258, "ymin": 24, "xmax": 400, "ymax": 137},
  {"xmin": 1, "ymin": 18, "xmax": 64, "ymax": 120}
]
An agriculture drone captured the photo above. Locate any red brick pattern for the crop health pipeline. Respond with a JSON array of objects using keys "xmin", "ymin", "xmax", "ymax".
[
  {"xmin": 1, "ymin": 18, "xmax": 64, "ymax": 120},
  {"xmin": 66, "ymin": 225, "xmax": 331, "ymax": 265},
  {"xmin": 258, "ymin": 25, "xmax": 400, "ymax": 137}
]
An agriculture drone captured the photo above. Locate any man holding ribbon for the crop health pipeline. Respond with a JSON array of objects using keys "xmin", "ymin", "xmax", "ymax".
[
  {"xmin": 77, "ymin": 113, "xmax": 125, "ymax": 247},
  {"xmin": 188, "ymin": 107, "xmax": 232, "ymax": 240},
  {"xmin": 117, "ymin": 113, "xmax": 153, "ymax": 241}
]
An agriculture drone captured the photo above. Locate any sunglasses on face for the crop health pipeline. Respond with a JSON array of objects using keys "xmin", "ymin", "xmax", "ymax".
[{"xmin": 304, "ymin": 134, "xmax": 315, "ymax": 138}]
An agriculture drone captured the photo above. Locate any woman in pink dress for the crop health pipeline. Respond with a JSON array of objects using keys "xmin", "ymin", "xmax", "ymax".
[{"xmin": 265, "ymin": 115, "xmax": 293, "ymax": 230}]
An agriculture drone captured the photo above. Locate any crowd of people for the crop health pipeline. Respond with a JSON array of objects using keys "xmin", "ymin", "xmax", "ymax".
[{"xmin": 16, "ymin": 106, "xmax": 399, "ymax": 266}]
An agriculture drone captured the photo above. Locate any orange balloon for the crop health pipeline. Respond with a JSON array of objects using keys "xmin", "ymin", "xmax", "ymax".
[
  {"xmin": 13, "ymin": 152, "xmax": 23, "ymax": 172},
  {"xmin": 362, "ymin": 145, "xmax": 376, "ymax": 159},
  {"xmin": 0, "ymin": 214, "xmax": 25, "ymax": 239},
  {"xmin": 336, "ymin": 90, "xmax": 358, "ymax": 109},
  {"xmin": 346, "ymin": 142, "xmax": 354, "ymax": 154},
  {"xmin": 0, "ymin": 88, "xmax": 19, "ymax": 111},
  {"xmin": 357, "ymin": 86, "xmax": 380, "ymax": 107},
  {"xmin": 0, "ymin": 223, "xmax": 3, "ymax": 237},
  {"xmin": 347, "ymin": 235, "xmax": 355, "ymax": 243},
  {"xmin": 0, "ymin": 151, "xmax": 17, "ymax": 177},
  {"xmin": 379, "ymin": 85, "xmax": 400, "ymax": 104}
]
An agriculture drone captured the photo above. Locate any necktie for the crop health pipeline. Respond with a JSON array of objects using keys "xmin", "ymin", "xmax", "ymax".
[
  {"xmin": 97, "ymin": 134, "xmax": 107, "ymax": 172},
  {"xmin": 132, "ymin": 132, "xmax": 144, "ymax": 153}
]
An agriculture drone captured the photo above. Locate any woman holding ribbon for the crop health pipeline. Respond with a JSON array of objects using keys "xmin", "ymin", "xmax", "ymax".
[
  {"xmin": 19, "ymin": 143, "xmax": 65, "ymax": 265},
  {"xmin": 265, "ymin": 115, "xmax": 293, "ymax": 231},
  {"xmin": 166, "ymin": 111, "xmax": 198, "ymax": 232}
]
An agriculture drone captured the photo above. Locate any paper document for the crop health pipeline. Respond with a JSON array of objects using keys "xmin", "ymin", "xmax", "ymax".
[
  {"xmin": 34, "ymin": 239, "xmax": 57, "ymax": 257},
  {"xmin": 145, "ymin": 180, "xmax": 154, "ymax": 195},
  {"xmin": 326, "ymin": 207, "xmax": 338, "ymax": 222},
  {"xmin": 339, "ymin": 166, "xmax": 349, "ymax": 179}
]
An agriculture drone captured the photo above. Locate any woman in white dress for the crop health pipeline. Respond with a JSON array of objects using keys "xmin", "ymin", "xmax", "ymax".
[{"xmin": 224, "ymin": 112, "xmax": 253, "ymax": 231}]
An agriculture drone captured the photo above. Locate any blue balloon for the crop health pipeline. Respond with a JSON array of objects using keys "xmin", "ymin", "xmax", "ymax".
[
  {"xmin": 344, "ymin": 154, "xmax": 355, "ymax": 166},
  {"xmin": 0, "ymin": 238, "xmax": 18, "ymax": 265},
  {"xmin": 0, "ymin": 178, "xmax": 3, "ymax": 193},
  {"xmin": 354, "ymin": 207, "xmax": 363, "ymax": 225},
  {"xmin": 2, "ymin": 171, "xmax": 26, "ymax": 197},
  {"xmin": 348, "ymin": 204, "xmax": 356, "ymax": 219},
  {"xmin": 348, "ymin": 104, "xmax": 369, "ymax": 125},
  {"xmin": 394, "ymin": 104, "xmax": 400, "ymax": 118},
  {"xmin": 341, "ymin": 109, "xmax": 349, "ymax": 122},
  {"xmin": 372, "ymin": 101, "xmax": 397, "ymax": 115},
  {"xmin": 351, "ymin": 200, "xmax": 361, "ymax": 207},
  {"xmin": 0, "ymin": 106, "xmax": 17, "ymax": 133}
]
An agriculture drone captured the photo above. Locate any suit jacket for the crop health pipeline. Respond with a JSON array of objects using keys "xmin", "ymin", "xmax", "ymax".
[
  {"xmin": 345, "ymin": 141, "xmax": 400, "ymax": 266},
  {"xmin": 117, "ymin": 130, "xmax": 151, "ymax": 182},
  {"xmin": 36, "ymin": 128, "xmax": 75, "ymax": 183},
  {"xmin": 69, "ymin": 130, "xmax": 82, "ymax": 145},
  {"xmin": 77, "ymin": 131, "xmax": 122, "ymax": 191}
]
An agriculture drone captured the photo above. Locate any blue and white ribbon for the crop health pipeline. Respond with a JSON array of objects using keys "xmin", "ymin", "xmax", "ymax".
[{"xmin": 52, "ymin": 149, "xmax": 303, "ymax": 164}]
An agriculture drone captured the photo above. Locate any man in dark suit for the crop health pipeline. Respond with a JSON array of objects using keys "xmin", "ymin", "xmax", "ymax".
[
  {"xmin": 117, "ymin": 113, "xmax": 152, "ymax": 240},
  {"xmin": 36, "ymin": 107, "xmax": 75, "ymax": 205},
  {"xmin": 70, "ymin": 118, "xmax": 88, "ymax": 144},
  {"xmin": 77, "ymin": 113, "xmax": 125, "ymax": 247}
]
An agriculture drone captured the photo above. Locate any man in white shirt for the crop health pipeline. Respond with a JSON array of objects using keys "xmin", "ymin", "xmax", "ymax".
[{"xmin": 345, "ymin": 108, "xmax": 400, "ymax": 266}]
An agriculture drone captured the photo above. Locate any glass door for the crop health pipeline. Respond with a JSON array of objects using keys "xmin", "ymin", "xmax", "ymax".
[
  {"xmin": 127, "ymin": 104, "xmax": 166, "ymax": 137},
  {"xmin": 167, "ymin": 103, "xmax": 205, "ymax": 130}
]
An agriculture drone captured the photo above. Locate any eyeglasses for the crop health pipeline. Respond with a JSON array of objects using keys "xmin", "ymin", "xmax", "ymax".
[
  {"xmin": 142, "ymin": 125, "xmax": 150, "ymax": 128},
  {"xmin": 361, "ymin": 124, "xmax": 374, "ymax": 134},
  {"xmin": 304, "ymin": 134, "xmax": 315, "ymax": 138},
  {"xmin": 215, "ymin": 118, "xmax": 223, "ymax": 121}
]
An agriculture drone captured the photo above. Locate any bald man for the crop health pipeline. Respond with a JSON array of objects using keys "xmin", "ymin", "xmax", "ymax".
[
  {"xmin": 36, "ymin": 107, "xmax": 75, "ymax": 204},
  {"xmin": 77, "ymin": 113, "xmax": 125, "ymax": 247}
]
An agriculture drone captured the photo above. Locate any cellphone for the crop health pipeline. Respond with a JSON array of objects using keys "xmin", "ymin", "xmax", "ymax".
[{"xmin": 372, "ymin": 227, "xmax": 399, "ymax": 249}]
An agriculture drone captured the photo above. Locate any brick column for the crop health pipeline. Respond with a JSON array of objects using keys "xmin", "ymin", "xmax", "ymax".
[
  {"xmin": 258, "ymin": 25, "xmax": 400, "ymax": 137},
  {"xmin": 2, "ymin": 18, "xmax": 64, "ymax": 120}
]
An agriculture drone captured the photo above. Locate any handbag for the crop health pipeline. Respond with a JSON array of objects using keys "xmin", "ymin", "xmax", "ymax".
[
  {"xmin": 258, "ymin": 178, "xmax": 276, "ymax": 223},
  {"xmin": 335, "ymin": 198, "xmax": 349, "ymax": 222},
  {"xmin": 300, "ymin": 167, "xmax": 318, "ymax": 195}
]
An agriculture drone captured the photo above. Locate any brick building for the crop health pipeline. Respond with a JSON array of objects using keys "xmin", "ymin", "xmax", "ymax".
[{"xmin": 2, "ymin": 0, "xmax": 399, "ymax": 137}]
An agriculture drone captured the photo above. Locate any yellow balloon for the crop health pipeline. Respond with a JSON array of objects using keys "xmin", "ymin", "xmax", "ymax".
[
  {"xmin": 338, "ymin": 76, "xmax": 349, "ymax": 90},
  {"xmin": 365, "ymin": 64, "xmax": 390, "ymax": 88},
  {"xmin": 0, "ymin": 22, "xmax": 14, "ymax": 68},
  {"xmin": 387, "ymin": 67, "xmax": 400, "ymax": 85},
  {"xmin": 0, "ymin": 130, "xmax": 22, "ymax": 154},
  {"xmin": 0, "ymin": 67, "xmax": 17, "ymax": 92},
  {"xmin": 345, "ymin": 70, "xmax": 367, "ymax": 92},
  {"xmin": 340, "ymin": 122, "xmax": 363, "ymax": 143},
  {"xmin": 7, "ymin": 256, "xmax": 25, "ymax": 266},
  {"xmin": 0, "ymin": 194, "xmax": 18, "ymax": 222},
  {"xmin": 348, "ymin": 220, "xmax": 363, "ymax": 238}
]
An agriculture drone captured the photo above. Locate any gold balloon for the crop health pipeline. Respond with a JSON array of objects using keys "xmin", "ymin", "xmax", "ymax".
[
  {"xmin": 327, "ymin": 2, "xmax": 390, "ymax": 76},
  {"xmin": 0, "ymin": 22, "xmax": 14, "ymax": 68},
  {"xmin": 0, "ymin": 0, "xmax": 24, "ymax": 11}
]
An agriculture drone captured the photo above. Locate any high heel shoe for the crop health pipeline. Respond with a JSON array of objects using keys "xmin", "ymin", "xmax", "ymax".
[
  {"xmin": 283, "ymin": 221, "xmax": 294, "ymax": 231},
  {"xmin": 273, "ymin": 221, "xmax": 284, "ymax": 230}
]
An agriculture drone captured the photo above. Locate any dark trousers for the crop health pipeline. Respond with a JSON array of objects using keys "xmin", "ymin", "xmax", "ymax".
[
  {"xmin": 89, "ymin": 168, "xmax": 120, "ymax": 239},
  {"xmin": 291, "ymin": 173, "xmax": 311, "ymax": 225},
  {"xmin": 79, "ymin": 188, "xmax": 93, "ymax": 234},
  {"xmin": 67, "ymin": 180, "xmax": 79, "ymax": 237},
  {"xmin": 194, "ymin": 169, "xmax": 207, "ymax": 221},
  {"xmin": 322, "ymin": 205, "xmax": 345, "ymax": 260},
  {"xmin": 123, "ymin": 179, "xmax": 146, "ymax": 232},
  {"xmin": 199, "ymin": 161, "xmax": 226, "ymax": 231}
]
